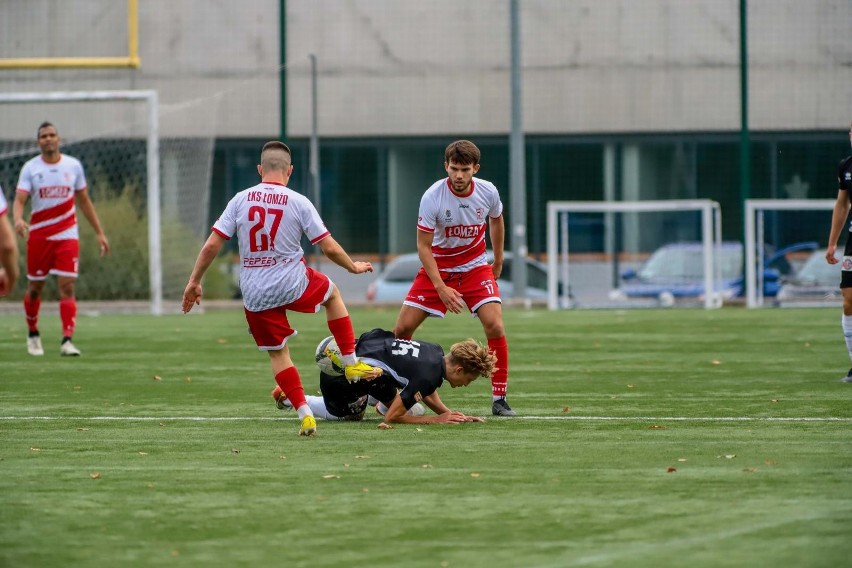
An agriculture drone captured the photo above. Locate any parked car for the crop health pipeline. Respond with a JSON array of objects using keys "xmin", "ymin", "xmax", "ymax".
[
  {"xmin": 366, "ymin": 251, "xmax": 565, "ymax": 304},
  {"xmin": 777, "ymin": 249, "xmax": 841, "ymax": 304},
  {"xmin": 610, "ymin": 241, "xmax": 817, "ymax": 305}
]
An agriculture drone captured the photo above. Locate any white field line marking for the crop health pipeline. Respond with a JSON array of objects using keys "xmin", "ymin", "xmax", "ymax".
[
  {"xmin": 1, "ymin": 415, "xmax": 850, "ymax": 422},
  {"xmin": 553, "ymin": 510, "xmax": 843, "ymax": 568}
]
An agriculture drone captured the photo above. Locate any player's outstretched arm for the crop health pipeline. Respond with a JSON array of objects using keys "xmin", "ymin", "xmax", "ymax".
[
  {"xmin": 383, "ymin": 394, "xmax": 469, "ymax": 425},
  {"xmin": 182, "ymin": 232, "xmax": 226, "ymax": 313},
  {"xmin": 317, "ymin": 235, "xmax": 373, "ymax": 274}
]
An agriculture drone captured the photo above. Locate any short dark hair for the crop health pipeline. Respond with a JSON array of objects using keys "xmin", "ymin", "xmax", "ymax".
[
  {"xmin": 260, "ymin": 140, "xmax": 293, "ymax": 172},
  {"xmin": 262, "ymin": 140, "xmax": 291, "ymax": 156},
  {"xmin": 444, "ymin": 140, "xmax": 480, "ymax": 166},
  {"xmin": 37, "ymin": 121, "xmax": 56, "ymax": 138}
]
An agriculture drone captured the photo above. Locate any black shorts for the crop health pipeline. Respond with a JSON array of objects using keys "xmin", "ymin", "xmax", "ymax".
[
  {"xmin": 842, "ymin": 236, "xmax": 852, "ymax": 288},
  {"xmin": 319, "ymin": 372, "xmax": 399, "ymax": 419}
]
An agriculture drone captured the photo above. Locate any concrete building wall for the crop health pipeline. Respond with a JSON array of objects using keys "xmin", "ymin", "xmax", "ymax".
[{"xmin": 0, "ymin": 0, "xmax": 849, "ymax": 140}]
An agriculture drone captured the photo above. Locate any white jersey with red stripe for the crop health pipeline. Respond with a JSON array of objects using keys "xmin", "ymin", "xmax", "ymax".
[
  {"xmin": 213, "ymin": 181, "xmax": 330, "ymax": 312},
  {"xmin": 16, "ymin": 154, "xmax": 87, "ymax": 240},
  {"xmin": 416, "ymin": 177, "xmax": 504, "ymax": 271}
]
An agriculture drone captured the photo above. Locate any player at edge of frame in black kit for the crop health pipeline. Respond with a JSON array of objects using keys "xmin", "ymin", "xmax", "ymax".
[
  {"xmin": 272, "ymin": 328, "xmax": 496, "ymax": 424},
  {"xmin": 825, "ymin": 121, "xmax": 852, "ymax": 383}
]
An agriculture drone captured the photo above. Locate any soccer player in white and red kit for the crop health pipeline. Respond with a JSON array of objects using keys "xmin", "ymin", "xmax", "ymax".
[
  {"xmin": 13, "ymin": 122, "xmax": 110, "ymax": 356},
  {"xmin": 182, "ymin": 141, "xmax": 381, "ymax": 436},
  {"xmin": 0, "ymin": 186, "xmax": 19, "ymax": 297},
  {"xmin": 392, "ymin": 140, "xmax": 517, "ymax": 416}
]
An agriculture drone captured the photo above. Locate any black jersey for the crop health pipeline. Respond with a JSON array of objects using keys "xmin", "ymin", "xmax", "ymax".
[
  {"xmin": 355, "ymin": 328, "xmax": 447, "ymax": 410},
  {"xmin": 839, "ymin": 155, "xmax": 852, "ymax": 192}
]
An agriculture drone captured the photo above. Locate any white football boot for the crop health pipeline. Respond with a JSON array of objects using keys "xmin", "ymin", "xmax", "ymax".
[{"xmin": 27, "ymin": 335, "xmax": 44, "ymax": 356}]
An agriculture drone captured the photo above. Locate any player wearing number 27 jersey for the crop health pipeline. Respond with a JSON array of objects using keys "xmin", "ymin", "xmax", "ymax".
[
  {"xmin": 183, "ymin": 141, "xmax": 380, "ymax": 436},
  {"xmin": 212, "ymin": 181, "xmax": 328, "ymax": 312}
]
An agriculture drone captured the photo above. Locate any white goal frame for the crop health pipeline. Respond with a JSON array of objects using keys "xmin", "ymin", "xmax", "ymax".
[
  {"xmin": 0, "ymin": 90, "xmax": 163, "ymax": 315},
  {"xmin": 546, "ymin": 200, "xmax": 722, "ymax": 310},
  {"xmin": 744, "ymin": 198, "xmax": 834, "ymax": 308}
]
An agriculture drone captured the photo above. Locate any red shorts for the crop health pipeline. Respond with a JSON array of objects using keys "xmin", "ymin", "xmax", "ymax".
[
  {"xmin": 403, "ymin": 264, "xmax": 501, "ymax": 317},
  {"xmin": 27, "ymin": 238, "xmax": 79, "ymax": 281},
  {"xmin": 244, "ymin": 267, "xmax": 333, "ymax": 350}
]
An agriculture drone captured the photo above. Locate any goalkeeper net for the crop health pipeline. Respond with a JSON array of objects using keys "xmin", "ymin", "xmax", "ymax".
[
  {"xmin": 744, "ymin": 199, "xmax": 836, "ymax": 308},
  {"xmin": 0, "ymin": 90, "xmax": 217, "ymax": 314},
  {"xmin": 546, "ymin": 200, "xmax": 723, "ymax": 309}
]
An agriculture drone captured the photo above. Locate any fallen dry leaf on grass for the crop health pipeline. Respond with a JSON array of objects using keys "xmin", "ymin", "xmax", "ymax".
[
  {"xmin": 711, "ymin": 360, "xmax": 721, "ymax": 365},
  {"xmin": 666, "ymin": 467, "xmax": 677, "ymax": 473},
  {"xmin": 562, "ymin": 406, "xmax": 571, "ymax": 413},
  {"xmin": 90, "ymin": 472, "xmax": 101, "ymax": 479},
  {"xmin": 470, "ymin": 472, "xmax": 481, "ymax": 478},
  {"xmin": 377, "ymin": 422, "xmax": 393, "ymax": 430},
  {"xmin": 742, "ymin": 467, "xmax": 758, "ymax": 473},
  {"xmin": 153, "ymin": 375, "xmax": 162, "ymax": 381},
  {"xmin": 421, "ymin": 464, "xmax": 432, "ymax": 468},
  {"xmin": 648, "ymin": 425, "xmax": 667, "ymax": 430},
  {"xmin": 231, "ymin": 448, "xmax": 240, "ymax": 454},
  {"xmin": 764, "ymin": 459, "xmax": 776, "ymax": 466},
  {"xmin": 321, "ymin": 474, "xmax": 340, "ymax": 479}
]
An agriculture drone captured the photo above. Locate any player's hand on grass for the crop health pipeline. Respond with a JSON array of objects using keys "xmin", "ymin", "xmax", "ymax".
[
  {"xmin": 182, "ymin": 282, "xmax": 203, "ymax": 313},
  {"xmin": 435, "ymin": 411, "xmax": 471, "ymax": 424}
]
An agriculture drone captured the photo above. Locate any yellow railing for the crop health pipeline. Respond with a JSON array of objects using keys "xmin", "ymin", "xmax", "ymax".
[{"xmin": 0, "ymin": 0, "xmax": 140, "ymax": 69}]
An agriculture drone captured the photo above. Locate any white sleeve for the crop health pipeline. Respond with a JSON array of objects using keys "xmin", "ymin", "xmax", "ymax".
[
  {"xmin": 16, "ymin": 162, "xmax": 32, "ymax": 193},
  {"xmin": 212, "ymin": 194, "xmax": 240, "ymax": 238},
  {"xmin": 417, "ymin": 191, "xmax": 437, "ymax": 231},
  {"xmin": 74, "ymin": 159, "xmax": 88, "ymax": 191},
  {"xmin": 299, "ymin": 196, "xmax": 328, "ymax": 243},
  {"xmin": 489, "ymin": 186, "xmax": 503, "ymax": 218}
]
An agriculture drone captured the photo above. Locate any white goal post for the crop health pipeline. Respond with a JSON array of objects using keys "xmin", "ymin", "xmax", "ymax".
[
  {"xmin": 546, "ymin": 200, "xmax": 722, "ymax": 310},
  {"xmin": 744, "ymin": 198, "xmax": 835, "ymax": 308},
  {"xmin": 0, "ymin": 90, "xmax": 165, "ymax": 314}
]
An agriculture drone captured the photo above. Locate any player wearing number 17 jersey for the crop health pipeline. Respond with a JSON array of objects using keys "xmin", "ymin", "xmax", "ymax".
[
  {"xmin": 392, "ymin": 140, "xmax": 517, "ymax": 417},
  {"xmin": 182, "ymin": 141, "xmax": 381, "ymax": 436}
]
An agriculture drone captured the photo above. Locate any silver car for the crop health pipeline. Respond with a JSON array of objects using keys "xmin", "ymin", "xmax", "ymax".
[
  {"xmin": 365, "ymin": 251, "xmax": 558, "ymax": 303},
  {"xmin": 777, "ymin": 249, "xmax": 842, "ymax": 305}
]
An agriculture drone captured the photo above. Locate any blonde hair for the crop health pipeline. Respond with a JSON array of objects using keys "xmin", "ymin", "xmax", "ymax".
[{"xmin": 448, "ymin": 339, "xmax": 497, "ymax": 379}]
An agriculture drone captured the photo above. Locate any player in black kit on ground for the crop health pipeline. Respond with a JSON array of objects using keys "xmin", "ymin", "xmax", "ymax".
[{"xmin": 272, "ymin": 328, "xmax": 496, "ymax": 424}]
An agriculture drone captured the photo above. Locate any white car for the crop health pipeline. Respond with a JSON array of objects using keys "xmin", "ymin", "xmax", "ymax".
[{"xmin": 366, "ymin": 252, "xmax": 561, "ymax": 304}]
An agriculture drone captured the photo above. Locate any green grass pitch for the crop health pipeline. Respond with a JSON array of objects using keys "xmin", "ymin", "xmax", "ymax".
[{"xmin": 1, "ymin": 306, "xmax": 851, "ymax": 567}]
